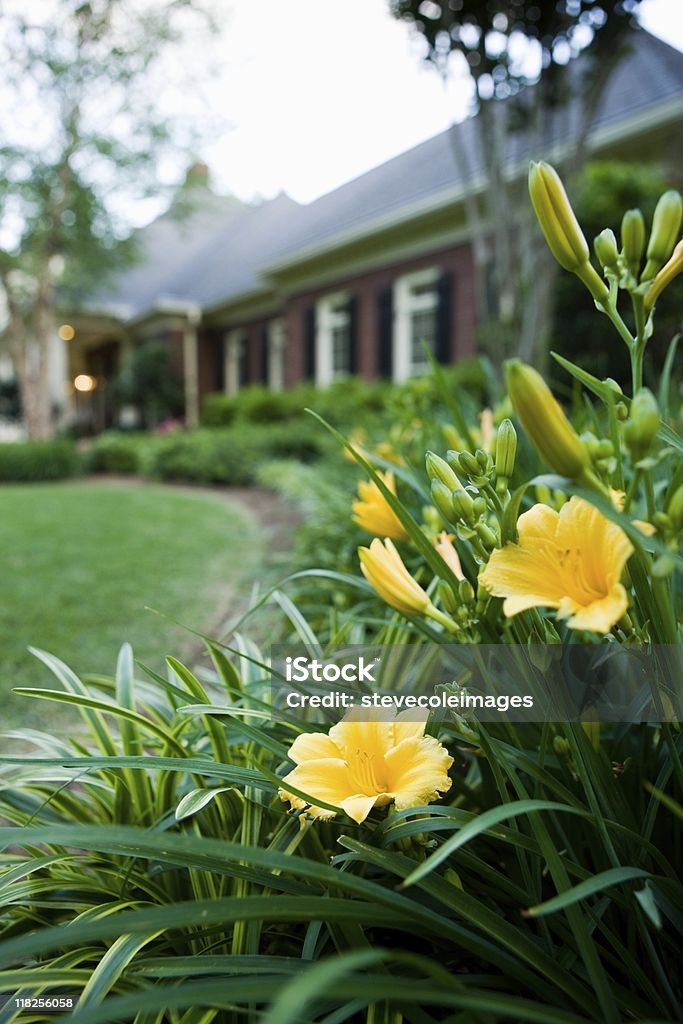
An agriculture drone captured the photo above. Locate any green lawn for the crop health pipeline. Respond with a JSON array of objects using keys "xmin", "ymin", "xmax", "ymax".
[{"xmin": 0, "ymin": 481, "xmax": 262, "ymax": 727}]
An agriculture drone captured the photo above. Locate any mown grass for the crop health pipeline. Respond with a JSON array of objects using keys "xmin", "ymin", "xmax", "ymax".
[{"xmin": 0, "ymin": 481, "xmax": 261, "ymax": 725}]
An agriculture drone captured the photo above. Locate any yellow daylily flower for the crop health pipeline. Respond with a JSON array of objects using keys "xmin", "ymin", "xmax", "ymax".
[
  {"xmin": 279, "ymin": 707, "xmax": 453, "ymax": 823},
  {"xmin": 480, "ymin": 496, "xmax": 633, "ymax": 633},
  {"xmin": 359, "ymin": 538, "xmax": 457, "ymax": 631},
  {"xmin": 352, "ymin": 471, "xmax": 408, "ymax": 541},
  {"xmin": 359, "ymin": 537, "xmax": 431, "ymax": 615}
]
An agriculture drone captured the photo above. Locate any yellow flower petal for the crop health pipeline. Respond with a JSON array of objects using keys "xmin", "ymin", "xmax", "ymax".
[
  {"xmin": 359, "ymin": 538, "xmax": 431, "ymax": 616},
  {"xmin": 560, "ymin": 584, "xmax": 629, "ymax": 633},
  {"xmin": 279, "ymin": 758, "xmax": 353, "ymax": 819},
  {"xmin": 480, "ymin": 496, "xmax": 633, "ymax": 634},
  {"xmin": 384, "ymin": 736, "xmax": 453, "ymax": 810},
  {"xmin": 340, "ymin": 794, "xmax": 388, "ymax": 823},
  {"xmin": 280, "ymin": 710, "xmax": 452, "ymax": 823},
  {"xmin": 287, "ymin": 731, "xmax": 342, "ymax": 765},
  {"xmin": 352, "ymin": 471, "xmax": 408, "ymax": 540}
]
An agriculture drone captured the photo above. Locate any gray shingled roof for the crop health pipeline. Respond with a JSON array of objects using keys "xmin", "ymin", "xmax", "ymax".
[{"xmin": 87, "ymin": 28, "xmax": 683, "ymax": 322}]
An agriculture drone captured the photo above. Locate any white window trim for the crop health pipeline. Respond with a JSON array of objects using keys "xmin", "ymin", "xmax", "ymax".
[
  {"xmin": 315, "ymin": 291, "xmax": 350, "ymax": 387},
  {"xmin": 224, "ymin": 329, "xmax": 245, "ymax": 394},
  {"xmin": 267, "ymin": 318, "xmax": 285, "ymax": 391},
  {"xmin": 393, "ymin": 267, "xmax": 439, "ymax": 383}
]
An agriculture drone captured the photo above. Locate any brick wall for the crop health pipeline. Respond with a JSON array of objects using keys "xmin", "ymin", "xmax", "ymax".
[
  {"xmin": 195, "ymin": 240, "xmax": 477, "ymax": 402},
  {"xmin": 283, "ymin": 241, "xmax": 476, "ymax": 387}
]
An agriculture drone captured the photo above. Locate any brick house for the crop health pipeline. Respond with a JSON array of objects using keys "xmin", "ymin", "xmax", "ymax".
[{"xmin": 63, "ymin": 30, "xmax": 683, "ymax": 429}]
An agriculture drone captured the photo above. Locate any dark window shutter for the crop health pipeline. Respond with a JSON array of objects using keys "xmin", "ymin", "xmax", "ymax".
[
  {"xmin": 304, "ymin": 306, "xmax": 317, "ymax": 381},
  {"xmin": 376, "ymin": 286, "xmax": 393, "ymax": 379},
  {"xmin": 436, "ymin": 270, "xmax": 453, "ymax": 364},
  {"xmin": 347, "ymin": 295, "xmax": 358, "ymax": 375},
  {"xmin": 260, "ymin": 326, "xmax": 269, "ymax": 384}
]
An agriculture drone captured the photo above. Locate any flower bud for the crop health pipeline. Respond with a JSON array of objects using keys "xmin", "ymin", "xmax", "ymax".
[
  {"xmin": 506, "ymin": 360, "xmax": 590, "ymax": 480},
  {"xmin": 458, "ymin": 579, "xmax": 475, "ymax": 604},
  {"xmin": 422, "ymin": 504, "xmax": 442, "ymax": 533},
  {"xmin": 435, "ymin": 530, "xmax": 465, "ymax": 580},
  {"xmin": 652, "ymin": 553, "xmax": 676, "ymax": 579},
  {"xmin": 494, "ymin": 417, "xmax": 517, "ymax": 484},
  {"xmin": 621, "ymin": 209, "xmax": 645, "ymax": 277},
  {"xmin": 458, "ymin": 451, "xmax": 484, "ymax": 479},
  {"xmin": 624, "ymin": 388, "xmax": 660, "ymax": 459},
  {"xmin": 452, "ymin": 490, "xmax": 476, "ymax": 528},
  {"xmin": 437, "ymin": 580, "xmax": 459, "ymax": 615},
  {"xmin": 594, "ymin": 228, "xmax": 619, "ymax": 271},
  {"xmin": 476, "ymin": 449, "xmax": 491, "ymax": 471},
  {"xmin": 426, "ymin": 450, "xmax": 461, "ymax": 491},
  {"xmin": 667, "ymin": 484, "xmax": 683, "ymax": 532},
  {"xmin": 476, "ymin": 521, "xmax": 499, "ymax": 551},
  {"xmin": 553, "ymin": 736, "xmax": 571, "ymax": 757},
  {"xmin": 430, "ymin": 479, "xmax": 455, "ymax": 524},
  {"xmin": 643, "ymin": 239, "xmax": 683, "ymax": 311},
  {"xmin": 529, "ymin": 161, "xmax": 609, "ymax": 303},
  {"xmin": 642, "ymin": 190, "xmax": 683, "ymax": 281},
  {"xmin": 472, "ymin": 496, "xmax": 487, "ymax": 518}
]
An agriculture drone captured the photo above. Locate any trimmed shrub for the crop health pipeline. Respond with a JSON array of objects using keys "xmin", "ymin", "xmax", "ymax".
[
  {"xmin": 146, "ymin": 422, "xmax": 327, "ymax": 486},
  {"xmin": 0, "ymin": 439, "xmax": 82, "ymax": 481},
  {"xmin": 85, "ymin": 433, "xmax": 142, "ymax": 474},
  {"xmin": 201, "ymin": 378, "xmax": 393, "ymax": 430},
  {"xmin": 233, "ymin": 386, "xmax": 303, "ymax": 424},
  {"xmin": 199, "ymin": 393, "xmax": 238, "ymax": 428}
]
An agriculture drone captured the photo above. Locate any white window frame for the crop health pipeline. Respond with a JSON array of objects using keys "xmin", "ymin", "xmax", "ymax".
[
  {"xmin": 267, "ymin": 318, "xmax": 285, "ymax": 391},
  {"xmin": 224, "ymin": 329, "xmax": 245, "ymax": 394},
  {"xmin": 393, "ymin": 267, "xmax": 439, "ymax": 382},
  {"xmin": 315, "ymin": 291, "xmax": 351, "ymax": 387}
]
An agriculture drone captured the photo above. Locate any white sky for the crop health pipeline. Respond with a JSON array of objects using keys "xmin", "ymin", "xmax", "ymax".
[
  {"xmin": 166, "ymin": 0, "xmax": 683, "ymax": 213},
  {"xmin": 3, "ymin": 0, "xmax": 683, "ymax": 231}
]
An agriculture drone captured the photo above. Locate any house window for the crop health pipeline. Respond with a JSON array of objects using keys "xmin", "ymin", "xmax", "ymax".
[
  {"xmin": 267, "ymin": 318, "xmax": 285, "ymax": 391},
  {"xmin": 316, "ymin": 293, "xmax": 351, "ymax": 386},
  {"xmin": 224, "ymin": 329, "xmax": 247, "ymax": 394},
  {"xmin": 393, "ymin": 268, "xmax": 439, "ymax": 382}
]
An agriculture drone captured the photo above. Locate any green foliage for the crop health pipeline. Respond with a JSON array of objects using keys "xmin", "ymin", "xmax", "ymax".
[
  {"xmin": 147, "ymin": 423, "xmax": 327, "ymax": 485},
  {"xmin": 112, "ymin": 342, "xmax": 184, "ymax": 428},
  {"xmin": 201, "ymin": 377, "xmax": 392, "ymax": 430},
  {"xmin": 200, "ymin": 393, "xmax": 240, "ymax": 427},
  {"xmin": 553, "ymin": 161, "xmax": 680, "ymax": 381},
  {"xmin": 0, "ymin": 642, "xmax": 681, "ymax": 1022},
  {"xmin": 389, "ymin": 1, "xmax": 642, "ymax": 98},
  {"xmin": 0, "ymin": 438, "xmax": 81, "ymax": 481},
  {"xmin": 85, "ymin": 432, "xmax": 143, "ymax": 474},
  {"xmin": 0, "ymin": 1, "xmax": 215, "ymax": 437}
]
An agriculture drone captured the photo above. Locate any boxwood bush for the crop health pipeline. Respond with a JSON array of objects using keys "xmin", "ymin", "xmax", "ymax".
[
  {"xmin": 200, "ymin": 378, "xmax": 392, "ymax": 429},
  {"xmin": 0, "ymin": 438, "xmax": 82, "ymax": 481},
  {"xmin": 85, "ymin": 432, "xmax": 143, "ymax": 475},
  {"xmin": 146, "ymin": 422, "xmax": 327, "ymax": 485}
]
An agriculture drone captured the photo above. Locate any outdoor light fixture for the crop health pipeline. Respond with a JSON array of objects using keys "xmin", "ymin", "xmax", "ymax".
[
  {"xmin": 58, "ymin": 323, "xmax": 75, "ymax": 341},
  {"xmin": 73, "ymin": 374, "xmax": 96, "ymax": 392}
]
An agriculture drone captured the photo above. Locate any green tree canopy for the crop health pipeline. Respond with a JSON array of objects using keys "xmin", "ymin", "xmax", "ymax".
[
  {"xmin": 389, "ymin": 0, "xmax": 644, "ymax": 367},
  {"xmin": 0, "ymin": 0, "xmax": 218, "ymax": 437}
]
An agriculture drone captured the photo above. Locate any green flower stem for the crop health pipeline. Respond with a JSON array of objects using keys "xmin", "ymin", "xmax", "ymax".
[
  {"xmin": 623, "ymin": 467, "xmax": 642, "ymax": 513},
  {"xmin": 601, "ymin": 300, "xmax": 635, "ymax": 351},
  {"xmin": 483, "ymin": 482, "xmax": 505, "ymax": 517},
  {"xmin": 426, "ymin": 604, "xmax": 460, "ymax": 635},
  {"xmin": 644, "ymin": 471, "xmax": 657, "ymax": 521},
  {"xmin": 632, "ymin": 294, "xmax": 648, "ymax": 394},
  {"xmin": 606, "ymin": 393, "xmax": 624, "ymax": 492}
]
